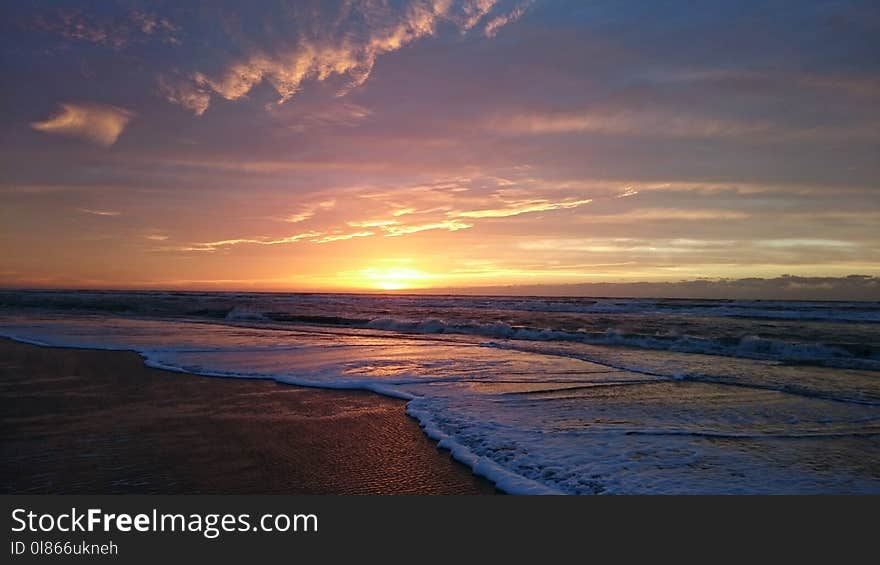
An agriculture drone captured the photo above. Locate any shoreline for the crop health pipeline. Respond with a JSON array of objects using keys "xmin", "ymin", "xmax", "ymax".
[{"xmin": 0, "ymin": 338, "xmax": 498, "ymax": 494}]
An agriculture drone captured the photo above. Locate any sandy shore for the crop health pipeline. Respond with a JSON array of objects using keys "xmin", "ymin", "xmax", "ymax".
[{"xmin": 0, "ymin": 338, "xmax": 496, "ymax": 494}]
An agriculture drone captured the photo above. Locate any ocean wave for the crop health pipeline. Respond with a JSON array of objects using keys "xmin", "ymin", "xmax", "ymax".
[
  {"xmin": 404, "ymin": 297, "xmax": 880, "ymax": 322},
  {"xmin": 2, "ymin": 313, "xmax": 879, "ymax": 494},
  {"xmin": 360, "ymin": 317, "xmax": 880, "ymax": 370},
  {"xmin": 3, "ymin": 290, "xmax": 879, "ymax": 324},
  {"xmin": 224, "ymin": 306, "xmax": 268, "ymax": 321}
]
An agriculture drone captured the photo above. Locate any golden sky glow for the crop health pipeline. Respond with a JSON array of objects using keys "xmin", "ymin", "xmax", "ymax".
[
  {"xmin": 356, "ymin": 266, "xmax": 435, "ymax": 290},
  {"xmin": 2, "ymin": 1, "xmax": 879, "ymax": 293}
]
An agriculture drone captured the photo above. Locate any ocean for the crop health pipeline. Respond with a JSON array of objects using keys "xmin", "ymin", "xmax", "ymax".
[{"xmin": 1, "ymin": 289, "xmax": 878, "ymax": 494}]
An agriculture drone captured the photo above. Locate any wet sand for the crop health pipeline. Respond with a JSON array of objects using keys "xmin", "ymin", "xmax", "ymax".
[{"xmin": 0, "ymin": 338, "xmax": 497, "ymax": 494}]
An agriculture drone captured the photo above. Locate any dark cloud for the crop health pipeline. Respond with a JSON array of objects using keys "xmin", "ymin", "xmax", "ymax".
[{"xmin": 26, "ymin": 5, "xmax": 181, "ymax": 49}]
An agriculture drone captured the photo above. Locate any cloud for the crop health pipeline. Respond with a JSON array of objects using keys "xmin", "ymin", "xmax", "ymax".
[
  {"xmin": 755, "ymin": 239, "xmax": 856, "ymax": 249},
  {"xmin": 31, "ymin": 103, "xmax": 134, "ymax": 146},
  {"xmin": 183, "ymin": 225, "xmax": 388, "ymax": 251},
  {"xmin": 283, "ymin": 199, "xmax": 336, "ymax": 223},
  {"xmin": 157, "ymin": 75, "xmax": 211, "ymax": 116},
  {"xmin": 161, "ymin": 1, "xmax": 527, "ymax": 115},
  {"xmin": 130, "ymin": 11, "xmax": 180, "ymax": 39},
  {"xmin": 392, "ymin": 208, "xmax": 418, "ymax": 217},
  {"xmin": 585, "ymin": 208, "xmax": 750, "ymax": 222},
  {"xmin": 492, "ymin": 107, "xmax": 879, "ymax": 142},
  {"xmin": 518, "ymin": 238, "xmax": 738, "ymax": 254},
  {"xmin": 77, "ymin": 208, "xmax": 121, "ymax": 216},
  {"xmin": 183, "ymin": 231, "xmax": 322, "ymax": 252},
  {"xmin": 134, "ymin": 155, "xmax": 387, "ymax": 173},
  {"xmin": 31, "ymin": 8, "xmax": 181, "ymax": 49},
  {"xmin": 484, "ymin": 0, "xmax": 533, "ymax": 37},
  {"xmin": 383, "ymin": 219, "xmax": 473, "ymax": 236},
  {"xmin": 188, "ymin": 214, "xmax": 469, "ymax": 251},
  {"xmin": 271, "ymin": 100, "xmax": 372, "ymax": 132},
  {"xmin": 646, "ymin": 68, "xmax": 880, "ymax": 103},
  {"xmin": 31, "ymin": 10, "xmax": 129, "ymax": 48},
  {"xmin": 458, "ymin": 0, "xmax": 501, "ymax": 30},
  {"xmin": 456, "ymin": 198, "xmax": 592, "ymax": 218},
  {"xmin": 311, "ymin": 231, "xmax": 374, "ymax": 243},
  {"xmin": 347, "ymin": 219, "xmax": 400, "ymax": 228},
  {"xmin": 492, "ymin": 109, "xmax": 771, "ymax": 138}
]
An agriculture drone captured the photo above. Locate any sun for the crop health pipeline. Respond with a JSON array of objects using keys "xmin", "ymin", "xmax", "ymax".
[{"xmin": 359, "ymin": 267, "xmax": 432, "ymax": 291}]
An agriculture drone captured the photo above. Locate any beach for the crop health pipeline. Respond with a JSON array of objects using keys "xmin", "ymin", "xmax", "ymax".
[{"xmin": 0, "ymin": 338, "xmax": 497, "ymax": 494}]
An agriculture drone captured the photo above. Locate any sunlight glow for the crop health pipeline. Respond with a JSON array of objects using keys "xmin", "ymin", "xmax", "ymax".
[{"xmin": 359, "ymin": 267, "xmax": 433, "ymax": 290}]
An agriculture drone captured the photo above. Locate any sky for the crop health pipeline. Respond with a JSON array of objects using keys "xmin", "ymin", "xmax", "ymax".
[{"xmin": 1, "ymin": 0, "xmax": 879, "ymax": 295}]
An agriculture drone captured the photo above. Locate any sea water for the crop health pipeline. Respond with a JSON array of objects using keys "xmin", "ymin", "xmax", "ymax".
[{"xmin": 1, "ymin": 290, "xmax": 878, "ymax": 494}]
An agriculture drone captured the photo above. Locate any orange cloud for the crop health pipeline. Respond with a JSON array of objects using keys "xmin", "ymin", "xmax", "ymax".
[
  {"xmin": 157, "ymin": 76, "xmax": 210, "ymax": 116},
  {"xmin": 459, "ymin": 0, "xmax": 500, "ymax": 30},
  {"xmin": 383, "ymin": 219, "xmax": 473, "ymax": 236},
  {"xmin": 311, "ymin": 231, "xmax": 374, "ymax": 243},
  {"xmin": 183, "ymin": 231, "xmax": 322, "ymax": 252},
  {"xmin": 31, "ymin": 103, "xmax": 134, "ymax": 146},
  {"xmin": 347, "ymin": 219, "xmax": 401, "ymax": 228},
  {"xmin": 456, "ymin": 198, "xmax": 593, "ymax": 218}
]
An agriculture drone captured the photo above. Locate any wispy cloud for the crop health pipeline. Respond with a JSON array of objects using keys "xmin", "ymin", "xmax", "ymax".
[
  {"xmin": 311, "ymin": 231, "xmax": 374, "ymax": 243},
  {"xmin": 129, "ymin": 11, "xmax": 180, "ymax": 41},
  {"xmin": 31, "ymin": 8, "xmax": 181, "ymax": 49},
  {"xmin": 184, "ymin": 214, "xmax": 469, "ymax": 251},
  {"xmin": 77, "ymin": 208, "xmax": 121, "ymax": 216},
  {"xmin": 755, "ymin": 239, "xmax": 857, "ymax": 249},
  {"xmin": 182, "ymin": 231, "xmax": 322, "ymax": 252},
  {"xmin": 347, "ymin": 219, "xmax": 400, "ymax": 228},
  {"xmin": 271, "ymin": 101, "xmax": 372, "ymax": 132},
  {"xmin": 645, "ymin": 68, "xmax": 880, "ymax": 102},
  {"xmin": 492, "ymin": 109, "xmax": 771, "ymax": 138},
  {"xmin": 131, "ymin": 155, "xmax": 388, "ymax": 173},
  {"xmin": 32, "ymin": 10, "xmax": 129, "ymax": 48},
  {"xmin": 383, "ymin": 219, "xmax": 473, "ymax": 236},
  {"xmin": 492, "ymin": 108, "xmax": 879, "ymax": 141},
  {"xmin": 586, "ymin": 208, "xmax": 750, "ymax": 222},
  {"xmin": 391, "ymin": 206, "xmax": 453, "ymax": 217},
  {"xmin": 518, "ymin": 237, "xmax": 738, "ymax": 254},
  {"xmin": 456, "ymin": 198, "xmax": 593, "ymax": 218},
  {"xmin": 484, "ymin": 0, "xmax": 533, "ymax": 37},
  {"xmin": 179, "ymin": 228, "xmax": 378, "ymax": 251},
  {"xmin": 283, "ymin": 199, "xmax": 336, "ymax": 223},
  {"xmin": 31, "ymin": 103, "xmax": 134, "ymax": 146}
]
